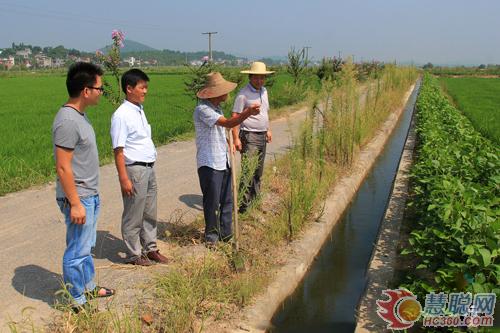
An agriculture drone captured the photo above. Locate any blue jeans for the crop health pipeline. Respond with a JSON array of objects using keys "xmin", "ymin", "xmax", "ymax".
[{"xmin": 57, "ymin": 195, "xmax": 99, "ymax": 305}]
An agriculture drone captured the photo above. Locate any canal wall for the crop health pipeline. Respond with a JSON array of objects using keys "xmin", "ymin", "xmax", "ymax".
[{"xmin": 354, "ymin": 94, "xmax": 418, "ymax": 332}]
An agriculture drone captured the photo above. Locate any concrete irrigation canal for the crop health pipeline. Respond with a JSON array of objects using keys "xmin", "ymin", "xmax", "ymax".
[{"xmin": 269, "ymin": 80, "xmax": 421, "ymax": 333}]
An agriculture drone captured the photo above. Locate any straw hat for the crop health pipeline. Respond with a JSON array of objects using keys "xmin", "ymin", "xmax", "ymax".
[
  {"xmin": 240, "ymin": 61, "xmax": 275, "ymax": 75},
  {"xmin": 196, "ymin": 72, "xmax": 237, "ymax": 99}
]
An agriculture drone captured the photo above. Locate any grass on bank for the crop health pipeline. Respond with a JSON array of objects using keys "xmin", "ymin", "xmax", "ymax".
[
  {"xmin": 439, "ymin": 77, "xmax": 500, "ymax": 144},
  {"xmin": 7, "ymin": 64, "xmax": 417, "ymax": 332}
]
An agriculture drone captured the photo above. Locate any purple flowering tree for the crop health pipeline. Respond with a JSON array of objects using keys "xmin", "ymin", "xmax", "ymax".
[{"xmin": 95, "ymin": 29, "xmax": 125, "ymax": 106}]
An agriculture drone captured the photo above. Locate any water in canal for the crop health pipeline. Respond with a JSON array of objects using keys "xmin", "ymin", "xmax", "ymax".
[{"xmin": 270, "ymin": 81, "xmax": 421, "ymax": 333}]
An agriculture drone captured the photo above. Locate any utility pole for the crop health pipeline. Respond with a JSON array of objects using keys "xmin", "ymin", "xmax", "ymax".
[
  {"xmin": 202, "ymin": 31, "xmax": 218, "ymax": 62},
  {"xmin": 303, "ymin": 46, "xmax": 311, "ymax": 65}
]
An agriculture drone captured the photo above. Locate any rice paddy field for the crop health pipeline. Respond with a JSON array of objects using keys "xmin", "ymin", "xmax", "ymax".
[
  {"xmin": 440, "ymin": 77, "xmax": 500, "ymax": 144},
  {"xmin": 0, "ymin": 70, "xmax": 301, "ymax": 195}
]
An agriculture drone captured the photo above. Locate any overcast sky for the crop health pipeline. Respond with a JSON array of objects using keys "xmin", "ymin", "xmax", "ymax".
[{"xmin": 0, "ymin": 0, "xmax": 498, "ymax": 65}]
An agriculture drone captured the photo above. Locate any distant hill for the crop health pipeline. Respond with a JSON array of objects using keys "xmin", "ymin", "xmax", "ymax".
[
  {"xmin": 100, "ymin": 40, "xmax": 158, "ymax": 53},
  {"xmin": 97, "ymin": 39, "xmax": 246, "ymax": 65}
]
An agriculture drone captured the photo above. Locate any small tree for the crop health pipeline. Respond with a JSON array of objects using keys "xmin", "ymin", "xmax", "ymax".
[
  {"xmin": 287, "ymin": 47, "xmax": 307, "ymax": 84},
  {"xmin": 184, "ymin": 57, "xmax": 218, "ymax": 102},
  {"xmin": 316, "ymin": 56, "xmax": 344, "ymax": 81},
  {"xmin": 95, "ymin": 29, "xmax": 125, "ymax": 106},
  {"xmin": 422, "ymin": 62, "xmax": 434, "ymax": 70}
]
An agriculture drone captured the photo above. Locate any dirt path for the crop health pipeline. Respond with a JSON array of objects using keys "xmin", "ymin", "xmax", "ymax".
[{"xmin": 0, "ymin": 106, "xmax": 307, "ymax": 331}]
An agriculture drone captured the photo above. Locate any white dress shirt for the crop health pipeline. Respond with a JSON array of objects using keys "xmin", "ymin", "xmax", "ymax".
[{"xmin": 110, "ymin": 100, "xmax": 157, "ymax": 164}]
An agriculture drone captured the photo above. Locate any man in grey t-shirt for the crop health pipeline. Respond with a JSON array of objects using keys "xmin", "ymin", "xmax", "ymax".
[
  {"xmin": 52, "ymin": 62, "xmax": 114, "ymax": 312},
  {"xmin": 53, "ymin": 106, "xmax": 99, "ymax": 199}
]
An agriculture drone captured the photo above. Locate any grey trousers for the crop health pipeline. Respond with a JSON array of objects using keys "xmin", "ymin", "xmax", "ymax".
[
  {"xmin": 122, "ymin": 165, "xmax": 158, "ymax": 261},
  {"xmin": 239, "ymin": 130, "xmax": 267, "ymax": 211}
]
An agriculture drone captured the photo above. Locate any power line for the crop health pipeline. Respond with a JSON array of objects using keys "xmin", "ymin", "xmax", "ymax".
[{"xmin": 0, "ymin": 2, "xmax": 163, "ymax": 31}]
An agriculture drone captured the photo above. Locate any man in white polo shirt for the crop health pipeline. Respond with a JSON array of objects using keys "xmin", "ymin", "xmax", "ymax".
[
  {"xmin": 232, "ymin": 62, "xmax": 274, "ymax": 213},
  {"xmin": 110, "ymin": 69, "xmax": 167, "ymax": 266}
]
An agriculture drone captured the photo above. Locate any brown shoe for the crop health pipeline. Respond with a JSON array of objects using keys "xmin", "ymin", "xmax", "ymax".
[
  {"xmin": 147, "ymin": 250, "xmax": 169, "ymax": 264},
  {"xmin": 129, "ymin": 256, "xmax": 154, "ymax": 266}
]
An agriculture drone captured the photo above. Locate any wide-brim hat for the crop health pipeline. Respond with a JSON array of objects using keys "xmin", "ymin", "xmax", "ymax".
[
  {"xmin": 240, "ymin": 61, "xmax": 274, "ymax": 75},
  {"xmin": 197, "ymin": 72, "xmax": 237, "ymax": 99}
]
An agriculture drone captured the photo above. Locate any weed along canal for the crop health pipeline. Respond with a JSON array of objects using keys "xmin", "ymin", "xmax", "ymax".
[{"xmin": 270, "ymin": 80, "xmax": 421, "ymax": 333}]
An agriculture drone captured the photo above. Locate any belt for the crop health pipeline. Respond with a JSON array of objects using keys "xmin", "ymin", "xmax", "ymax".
[
  {"xmin": 241, "ymin": 130, "xmax": 267, "ymax": 134},
  {"xmin": 127, "ymin": 161, "xmax": 155, "ymax": 167}
]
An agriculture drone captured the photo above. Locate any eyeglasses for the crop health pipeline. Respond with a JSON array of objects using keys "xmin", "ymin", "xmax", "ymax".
[{"xmin": 86, "ymin": 86, "xmax": 104, "ymax": 92}]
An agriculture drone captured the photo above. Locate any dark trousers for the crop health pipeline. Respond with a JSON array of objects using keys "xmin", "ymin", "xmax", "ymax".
[
  {"xmin": 197, "ymin": 166, "xmax": 233, "ymax": 243},
  {"xmin": 239, "ymin": 130, "xmax": 267, "ymax": 211}
]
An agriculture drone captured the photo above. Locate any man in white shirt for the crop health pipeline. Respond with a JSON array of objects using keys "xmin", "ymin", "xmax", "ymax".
[
  {"xmin": 232, "ymin": 62, "xmax": 274, "ymax": 213},
  {"xmin": 110, "ymin": 69, "xmax": 167, "ymax": 266}
]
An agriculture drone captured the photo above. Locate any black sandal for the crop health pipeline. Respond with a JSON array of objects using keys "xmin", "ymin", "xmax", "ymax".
[
  {"xmin": 85, "ymin": 286, "xmax": 115, "ymax": 299},
  {"xmin": 71, "ymin": 302, "xmax": 95, "ymax": 314}
]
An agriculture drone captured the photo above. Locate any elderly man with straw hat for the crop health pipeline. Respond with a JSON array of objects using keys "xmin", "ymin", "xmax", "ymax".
[
  {"xmin": 231, "ymin": 62, "xmax": 274, "ymax": 213},
  {"xmin": 194, "ymin": 72, "xmax": 261, "ymax": 246}
]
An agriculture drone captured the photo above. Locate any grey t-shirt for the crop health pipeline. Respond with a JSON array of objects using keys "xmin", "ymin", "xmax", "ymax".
[
  {"xmin": 52, "ymin": 106, "xmax": 99, "ymax": 198},
  {"xmin": 232, "ymin": 84, "xmax": 269, "ymax": 132}
]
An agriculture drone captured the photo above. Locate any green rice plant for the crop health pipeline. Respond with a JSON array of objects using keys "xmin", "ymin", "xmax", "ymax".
[
  {"xmin": 270, "ymin": 80, "xmax": 308, "ymax": 109},
  {"xmin": 0, "ymin": 70, "xmax": 309, "ymax": 196},
  {"xmin": 440, "ymin": 77, "xmax": 500, "ymax": 144},
  {"xmin": 427, "ymin": 65, "xmax": 500, "ymax": 76}
]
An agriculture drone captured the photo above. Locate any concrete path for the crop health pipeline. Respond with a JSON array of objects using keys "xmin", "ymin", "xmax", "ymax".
[{"xmin": 0, "ymin": 107, "xmax": 307, "ymax": 331}]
